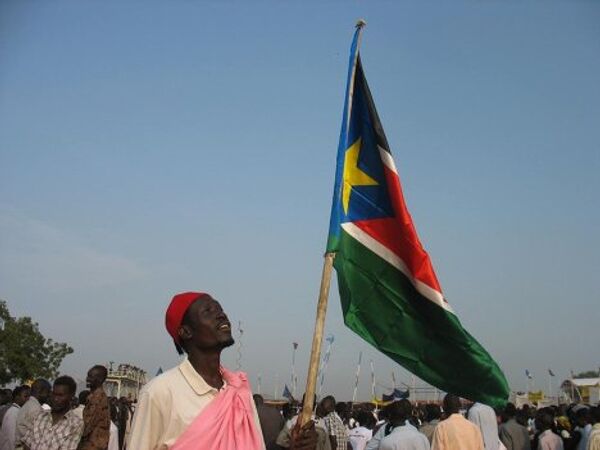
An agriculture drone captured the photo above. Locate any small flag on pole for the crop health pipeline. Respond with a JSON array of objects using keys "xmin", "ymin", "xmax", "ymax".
[
  {"xmin": 526, "ymin": 369, "xmax": 533, "ymax": 379},
  {"xmin": 317, "ymin": 334, "xmax": 335, "ymax": 396},
  {"xmin": 548, "ymin": 369, "xmax": 555, "ymax": 377},
  {"xmin": 352, "ymin": 351, "xmax": 363, "ymax": 403},
  {"xmin": 282, "ymin": 384, "xmax": 293, "ymax": 400},
  {"xmin": 382, "ymin": 388, "xmax": 409, "ymax": 402}
]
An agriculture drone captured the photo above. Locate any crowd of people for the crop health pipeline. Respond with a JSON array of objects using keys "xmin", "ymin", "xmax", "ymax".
[
  {"xmin": 254, "ymin": 394, "xmax": 600, "ymax": 450},
  {"xmin": 0, "ymin": 366, "xmax": 133, "ymax": 450},
  {"xmin": 0, "ymin": 291, "xmax": 598, "ymax": 450},
  {"xmin": 0, "ymin": 373, "xmax": 598, "ymax": 450}
]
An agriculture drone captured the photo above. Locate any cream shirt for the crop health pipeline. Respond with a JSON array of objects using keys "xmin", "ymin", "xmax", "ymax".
[
  {"xmin": 431, "ymin": 413, "xmax": 484, "ymax": 450},
  {"xmin": 127, "ymin": 358, "xmax": 264, "ymax": 450}
]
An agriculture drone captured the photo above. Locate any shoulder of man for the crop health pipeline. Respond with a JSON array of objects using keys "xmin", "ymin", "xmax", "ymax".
[
  {"xmin": 498, "ymin": 421, "xmax": 510, "ymax": 433},
  {"xmin": 65, "ymin": 409, "xmax": 84, "ymax": 427},
  {"xmin": 130, "ymin": 367, "xmax": 183, "ymax": 415},
  {"xmin": 22, "ymin": 398, "xmax": 42, "ymax": 416},
  {"xmin": 6, "ymin": 405, "xmax": 20, "ymax": 418},
  {"xmin": 31, "ymin": 408, "xmax": 48, "ymax": 423},
  {"xmin": 138, "ymin": 366, "xmax": 180, "ymax": 398},
  {"xmin": 435, "ymin": 416, "xmax": 450, "ymax": 428},
  {"xmin": 87, "ymin": 388, "xmax": 107, "ymax": 404},
  {"xmin": 466, "ymin": 417, "xmax": 483, "ymax": 433}
]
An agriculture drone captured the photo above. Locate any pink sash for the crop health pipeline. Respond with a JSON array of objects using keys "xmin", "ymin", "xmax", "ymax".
[{"xmin": 170, "ymin": 368, "xmax": 263, "ymax": 450}]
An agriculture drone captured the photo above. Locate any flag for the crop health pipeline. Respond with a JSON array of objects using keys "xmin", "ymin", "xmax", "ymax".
[
  {"xmin": 326, "ymin": 24, "xmax": 509, "ymax": 407},
  {"xmin": 352, "ymin": 351, "xmax": 362, "ymax": 397},
  {"xmin": 526, "ymin": 370, "xmax": 533, "ymax": 379},
  {"xmin": 282, "ymin": 384, "xmax": 293, "ymax": 400},
  {"xmin": 548, "ymin": 369, "xmax": 555, "ymax": 377},
  {"xmin": 382, "ymin": 388, "xmax": 410, "ymax": 402},
  {"xmin": 317, "ymin": 335, "xmax": 335, "ymax": 395}
]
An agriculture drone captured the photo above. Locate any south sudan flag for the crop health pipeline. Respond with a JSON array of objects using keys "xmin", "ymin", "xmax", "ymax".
[{"xmin": 327, "ymin": 25, "xmax": 509, "ymax": 407}]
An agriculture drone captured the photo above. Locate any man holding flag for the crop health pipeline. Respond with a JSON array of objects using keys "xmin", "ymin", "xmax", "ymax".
[{"xmin": 128, "ymin": 292, "xmax": 316, "ymax": 450}]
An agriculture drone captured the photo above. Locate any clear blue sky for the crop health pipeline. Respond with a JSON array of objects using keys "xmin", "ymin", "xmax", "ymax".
[{"xmin": 1, "ymin": 1, "xmax": 598, "ymax": 400}]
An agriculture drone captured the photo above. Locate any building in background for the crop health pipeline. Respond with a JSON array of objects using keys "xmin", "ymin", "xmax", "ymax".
[
  {"xmin": 560, "ymin": 377, "xmax": 600, "ymax": 403},
  {"xmin": 105, "ymin": 363, "xmax": 147, "ymax": 401}
]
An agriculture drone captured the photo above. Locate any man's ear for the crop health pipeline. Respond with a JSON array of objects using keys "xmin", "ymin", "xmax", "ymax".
[{"xmin": 178, "ymin": 325, "xmax": 192, "ymax": 341}]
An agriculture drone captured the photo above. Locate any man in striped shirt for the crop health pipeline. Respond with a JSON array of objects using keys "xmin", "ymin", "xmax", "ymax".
[
  {"xmin": 22, "ymin": 376, "xmax": 83, "ymax": 450},
  {"xmin": 320, "ymin": 396, "xmax": 348, "ymax": 450}
]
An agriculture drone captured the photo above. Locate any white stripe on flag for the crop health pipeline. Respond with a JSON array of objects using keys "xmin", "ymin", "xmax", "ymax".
[
  {"xmin": 378, "ymin": 146, "xmax": 398, "ymax": 174},
  {"xmin": 341, "ymin": 222, "xmax": 452, "ymax": 312}
]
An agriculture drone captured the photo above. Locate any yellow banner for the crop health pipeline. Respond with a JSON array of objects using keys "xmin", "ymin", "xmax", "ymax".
[{"xmin": 528, "ymin": 391, "xmax": 544, "ymax": 402}]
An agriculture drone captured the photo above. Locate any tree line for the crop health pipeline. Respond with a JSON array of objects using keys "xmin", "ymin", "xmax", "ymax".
[{"xmin": 0, "ymin": 300, "xmax": 73, "ymax": 384}]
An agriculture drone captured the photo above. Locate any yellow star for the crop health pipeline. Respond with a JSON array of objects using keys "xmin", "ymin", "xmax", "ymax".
[{"xmin": 342, "ymin": 138, "xmax": 378, "ymax": 214}]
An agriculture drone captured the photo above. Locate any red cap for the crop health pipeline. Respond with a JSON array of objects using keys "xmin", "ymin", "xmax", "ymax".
[{"xmin": 165, "ymin": 292, "xmax": 207, "ymax": 345}]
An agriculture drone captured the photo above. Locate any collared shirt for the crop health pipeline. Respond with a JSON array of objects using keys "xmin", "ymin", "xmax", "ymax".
[
  {"xmin": 537, "ymin": 429, "xmax": 563, "ymax": 450},
  {"xmin": 499, "ymin": 418, "xmax": 531, "ymax": 450},
  {"xmin": 324, "ymin": 412, "xmax": 348, "ymax": 450},
  {"xmin": 431, "ymin": 413, "xmax": 484, "ymax": 450},
  {"xmin": 379, "ymin": 423, "xmax": 431, "ymax": 450},
  {"xmin": 22, "ymin": 409, "xmax": 83, "ymax": 450},
  {"xmin": 16, "ymin": 396, "xmax": 43, "ymax": 446},
  {"xmin": 348, "ymin": 425, "xmax": 373, "ymax": 450},
  {"xmin": 587, "ymin": 423, "xmax": 600, "ymax": 450},
  {"xmin": 79, "ymin": 387, "xmax": 110, "ymax": 450},
  {"xmin": 127, "ymin": 358, "xmax": 264, "ymax": 450},
  {"xmin": 0, "ymin": 404, "xmax": 20, "ymax": 450},
  {"xmin": 468, "ymin": 403, "xmax": 499, "ymax": 450}
]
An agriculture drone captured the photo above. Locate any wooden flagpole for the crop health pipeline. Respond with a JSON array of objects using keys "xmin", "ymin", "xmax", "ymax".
[
  {"xmin": 298, "ymin": 18, "xmax": 366, "ymax": 427},
  {"xmin": 299, "ymin": 252, "xmax": 335, "ymax": 426}
]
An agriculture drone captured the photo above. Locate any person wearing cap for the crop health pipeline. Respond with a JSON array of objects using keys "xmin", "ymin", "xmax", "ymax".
[{"xmin": 127, "ymin": 292, "xmax": 317, "ymax": 450}]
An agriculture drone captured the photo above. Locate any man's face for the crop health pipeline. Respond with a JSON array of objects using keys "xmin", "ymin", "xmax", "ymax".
[
  {"xmin": 320, "ymin": 399, "xmax": 334, "ymax": 415},
  {"xmin": 86, "ymin": 368, "xmax": 105, "ymax": 389},
  {"xmin": 181, "ymin": 296, "xmax": 234, "ymax": 351},
  {"xmin": 15, "ymin": 389, "xmax": 30, "ymax": 407},
  {"xmin": 51, "ymin": 385, "xmax": 72, "ymax": 413},
  {"xmin": 37, "ymin": 386, "xmax": 51, "ymax": 405}
]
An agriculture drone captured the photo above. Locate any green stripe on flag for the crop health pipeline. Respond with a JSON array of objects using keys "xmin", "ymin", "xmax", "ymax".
[{"xmin": 335, "ymin": 230, "xmax": 509, "ymax": 407}]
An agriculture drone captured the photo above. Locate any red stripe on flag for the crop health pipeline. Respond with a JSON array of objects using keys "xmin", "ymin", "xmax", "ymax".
[{"xmin": 353, "ymin": 165, "xmax": 443, "ymax": 295}]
